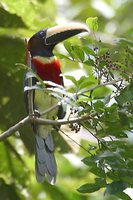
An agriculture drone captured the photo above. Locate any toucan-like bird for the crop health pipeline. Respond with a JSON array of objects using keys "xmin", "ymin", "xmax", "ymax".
[{"xmin": 24, "ymin": 23, "xmax": 88, "ymax": 184}]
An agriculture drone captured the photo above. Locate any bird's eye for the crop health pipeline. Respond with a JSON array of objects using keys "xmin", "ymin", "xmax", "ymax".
[{"xmin": 39, "ymin": 31, "xmax": 44, "ymax": 38}]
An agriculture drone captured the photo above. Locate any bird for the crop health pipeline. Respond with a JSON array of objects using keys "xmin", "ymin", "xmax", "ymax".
[{"xmin": 24, "ymin": 23, "xmax": 88, "ymax": 184}]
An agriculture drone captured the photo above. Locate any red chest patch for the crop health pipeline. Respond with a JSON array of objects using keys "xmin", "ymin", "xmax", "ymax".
[{"xmin": 32, "ymin": 57, "xmax": 63, "ymax": 85}]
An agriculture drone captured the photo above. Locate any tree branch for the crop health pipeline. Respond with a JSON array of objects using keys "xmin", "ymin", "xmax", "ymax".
[
  {"xmin": 0, "ymin": 114, "xmax": 93, "ymax": 141},
  {"xmin": 0, "ymin": 117, "xmax": 30, "ymax": 141},
  {"xmin": 26, "ymin": 50, "xmax": 34, "ymax": 115},
  {"xmin": 0, "ymin": 79, "xmax": 122, "ymax": 141},
  {"xmin": 40, "ymin": 102, "xmax": 61, "ymax": 116},
  {"xmin": 34, "ymin": 114, "xmax": 92, "ymax": 126}
]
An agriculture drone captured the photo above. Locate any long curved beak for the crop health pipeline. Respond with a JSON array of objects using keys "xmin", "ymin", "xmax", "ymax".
[{"xmin": 45, "ymin": 23, "xmax": 89, "ymax": 45}]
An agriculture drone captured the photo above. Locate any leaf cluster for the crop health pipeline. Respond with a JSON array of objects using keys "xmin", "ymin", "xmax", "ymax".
[{"xmin": 56, "ymin": 18, "xmax": 133, "ymax": 199}]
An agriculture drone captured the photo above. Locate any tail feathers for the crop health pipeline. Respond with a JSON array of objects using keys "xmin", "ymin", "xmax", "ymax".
[
  {"xmin": 35, "ymin": 134, "xmax": 57, "ymax": 184},
  {"xmin": 45, "ymin": 134, "xmax": 54, "ymax": 151}
]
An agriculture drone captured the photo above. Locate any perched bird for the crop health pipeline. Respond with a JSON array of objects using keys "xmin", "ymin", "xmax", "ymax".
[{"xmin": 24, "ymin": 23, "xmax": 88, "ymax": 184}]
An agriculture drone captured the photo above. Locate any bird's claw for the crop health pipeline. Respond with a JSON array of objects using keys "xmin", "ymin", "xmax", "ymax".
[{"xmin": 34, "ymin": 109, "xmax": 40, "ymax": 117}]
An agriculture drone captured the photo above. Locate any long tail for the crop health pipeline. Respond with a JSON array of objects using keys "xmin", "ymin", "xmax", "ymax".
[{"xmin": 35, "ymin": 134, "xmax": 57, "ymax": 184}]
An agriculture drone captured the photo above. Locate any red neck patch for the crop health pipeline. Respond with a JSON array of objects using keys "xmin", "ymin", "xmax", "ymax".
[{"xmin": 32, "ymin": 57, "xmax": 63, "ymax": 85}]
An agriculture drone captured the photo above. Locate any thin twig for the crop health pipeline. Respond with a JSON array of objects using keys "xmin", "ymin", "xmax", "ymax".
[
  {"xmin": 76, "ymin": 79, "xmax": 123, "ymax": 96},
  {"xmin": 27, "ymin": 50, "xmax": 34, "ymax": 115},
  {"xmin": 0, "ymin": 114, "xmax": 93, "ymax": 141},
  {"xmin": 40, "ymin": 102, "xmax": 61, "ymax": 116},
  {"xmin": 0, "ymin": 117, "xmax": 30, "ymax": 141},
  {"xmin": 34, "ymin": 114, "xmax": 93, "ymax": 126},
  {"xmin": 0, "ymin": 78, "xmax": 123, "ymax": 142},
  {"xmin": 60, "ymin": 129, "xmax": 93, "ymax": 155}
]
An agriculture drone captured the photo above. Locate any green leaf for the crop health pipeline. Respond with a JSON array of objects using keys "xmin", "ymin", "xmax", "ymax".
[
  {"xmin": 105, "ymin": 181, "xmax": 128, "ymax": 196},
  {"xmin": 72, "ymin": 45, "xmax": 85, "ymax": 62},
  {"xmin": 0, "ymin": 7, "xmax": 26, "ymax": 28},
  {"xmin": 117, "ymin": 192, "xmax": 132, "ymax": 200},
  {"xmin": 0, "ymin": 0, "xmax": 36, "ymax": 27},
  {"xmin": 82, "ymin": 156, "xmax": 106, "ymax": 178},
  {"xmin": 65, "ymin": 75, "xmax": 78, "ymax": 86},
  {"xmin": 93, "ymin": 100, "xmax": 104, "ymax": 112},
  {"xmin": 114, "ymin": 62, "xmax": 129, "ymax": 71},
  {"xmin": 77, "ymin": 183, "xmax": 100, "ymax": 193},
  {"xmin": 117, "ymin": 83, "xmax": 133, "ymax": 104},
  {"xmin": 86, "ymin": 17, "xmax": 98, "ymax": 31},
  {"xmin": 99, "ymin": 60, "xmax": 106, "ymax": 68},
  {"xmin": 82, "ymin": 156, "xmax": 95, "ymax": 166},
  {"xmin": 126, "ymin": 46, "xmax": 133, "ymax": 55},
  {"xmin": 119, "ymin": 112, "xmax": 129, "ymax": 127},
  {"xmin": 98, "ymin": 48, "xmax": 109, "ymax": 56},
  {"xmin": 119, "ymin": 38, "xmax": 133, "ymax": 47},
  {"xmin": 82, "ymin": 46, "xmax": 96, "ymax": 56},
  {"xmin": 78, "ymin": 75, "xmax": 97, "ymax": 90},
  {"xmin": 77, "ymin": 178, "xmax": 106, "ymax": 193},
  {"xmin": 84, "ymin": 59, "xmax": 94, "ymax": 66},
  {"xmin": 63, "ymin": 41, "xmax": 75, "ymax": 59},
  {"xmin": 55, "ymin": 53, "xmax": 70, "ymax": 60},
  {"xmin": 93, "ymin": 86, "xmax": 111, "ymax": 99}
]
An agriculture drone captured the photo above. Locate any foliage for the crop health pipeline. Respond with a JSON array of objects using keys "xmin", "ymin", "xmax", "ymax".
[
  {"xmin": 58, "ymin": 24, "xmax": 133, "ymax": 199},
  {"xmin": 0, "ymin": 0, "xmax": 133, "ymax": 200}
]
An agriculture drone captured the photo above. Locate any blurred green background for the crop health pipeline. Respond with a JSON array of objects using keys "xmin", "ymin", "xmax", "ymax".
[{"xmin": 0, "ymin": 0, "xmax": 132, "ymax": 199}]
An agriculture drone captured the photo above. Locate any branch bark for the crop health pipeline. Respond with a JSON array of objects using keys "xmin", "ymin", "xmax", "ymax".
[
  {"xmin": 26, "ymin": 50, "xmax": 34, "ymax": 115},
  {"xmin": 0, "ymin": 79, "xmax": 122, "ymax": 141},
  {"xmin": 0, "ymin": 117, "xmax": 30, "ymax": 141},
  {"xmin": 0, "ymin": 114, "xmax": 93, "ymax": 141}
]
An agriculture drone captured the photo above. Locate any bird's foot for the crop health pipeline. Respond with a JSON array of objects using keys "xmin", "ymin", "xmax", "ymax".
[{"xmin": 34, "ymin": 109, "xmax": 41, "ymax": 117}]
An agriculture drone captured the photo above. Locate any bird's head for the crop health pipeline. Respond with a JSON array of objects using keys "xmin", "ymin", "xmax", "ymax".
[{"xmin": 27, "ymin": 23, "xmax": 89, "ymax": 57}]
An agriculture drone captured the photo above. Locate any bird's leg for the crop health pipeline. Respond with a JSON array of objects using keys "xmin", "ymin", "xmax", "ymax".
[{"xmin": 34, "ymin": 109, "xmax": 41, "ymax": 118}]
